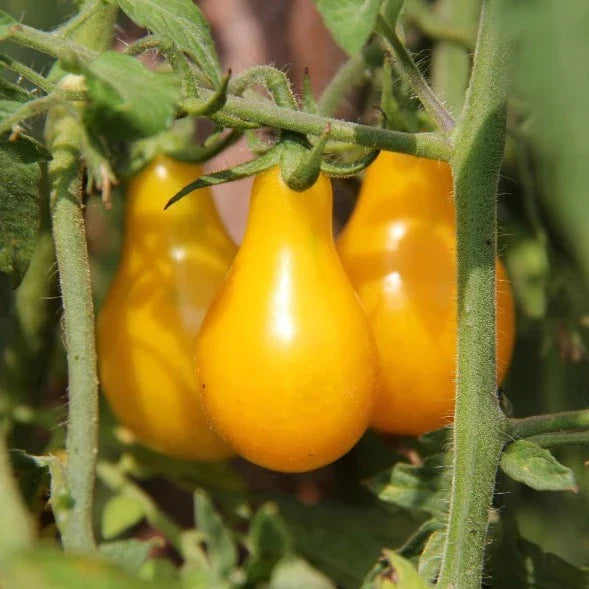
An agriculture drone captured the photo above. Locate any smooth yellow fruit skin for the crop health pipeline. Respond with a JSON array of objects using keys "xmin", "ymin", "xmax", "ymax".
[
  {"xmin": 338, "ymin": 151, "xmax": 516, "ymax": 436},
  {"xmin": 98, "ymin": 155, "xmax": 235, "ymax": 461},
  {"xmin": 196, "ymin": 167, "xmax": 378, "ymax": 473}
]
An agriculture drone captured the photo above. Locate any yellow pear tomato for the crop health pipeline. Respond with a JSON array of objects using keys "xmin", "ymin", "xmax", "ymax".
[
  {"xmin": 338, "ymin": 151, "xmax": 516, "ymax": 435},
  {"xmin": 196, "ymin": 167, "xmax": 378, "ymax": 472},
  {"xmin": 98, "ymin": 155, "xmax": 235, "ymax": 460}
]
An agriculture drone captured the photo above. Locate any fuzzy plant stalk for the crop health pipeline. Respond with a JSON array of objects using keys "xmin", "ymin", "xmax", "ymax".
[
  {"xmin": 44, "ymin": 0, "xmax": 117, "ymax": 553},
  {"xmin": 437, "ymin": 1, "xmax": 513, "ymax": 588},
  {"xmin": 46, "ymin": 102, "xmax": 98, "ymax": 552}
]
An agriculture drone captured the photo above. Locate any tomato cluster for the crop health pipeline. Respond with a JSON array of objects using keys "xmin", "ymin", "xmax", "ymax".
[{"xmin": 98, "ymin": 152, "xmax": 515, "ymax": 472}]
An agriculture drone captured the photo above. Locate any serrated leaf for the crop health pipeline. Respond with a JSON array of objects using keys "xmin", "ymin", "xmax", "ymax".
[
  {"xmin": 366, "ymin": 454, "xmax": 446, "ymax": 516},
  {"xmin": 0, "ymin": 136, "xmax": 41, "ymax": 288},
  {"xmin": 246, "ymin": 502, "xmax": 293, "ymax": 585},
  {"xmin": 115, "ymin": 0, "xmax": 221, "ymax": 86},
  {"xmin": 417, "ymin": 530, "xmax": 444, "ymax": 585},
  {"xmin": 194, "ymin": 489, "xmax": 237, "ymax": 578},
  {"xmin": 101, "ymin": 494, "xmax": 145, "ymax": 540},
  {"xmin": 83, "ymin": 51, "xmax": 179, "ymax": 141},
  {"xmin": 362, "ymin": 550, "xmax": 431, "ymax": 588},
  {"xmin": 269, "ymin": 557, "xmax": 335, "ymax": 589},
  {"xmin": 313, "ymin": 0, "xmax": 383, "ymax": 55},
  {"xmin": 99, "ymin": 539, "xmax": 154, "ymax": 574},
  {"xmin": 500, "ymin": 440, "xmax": 578, "ymax": 492}
]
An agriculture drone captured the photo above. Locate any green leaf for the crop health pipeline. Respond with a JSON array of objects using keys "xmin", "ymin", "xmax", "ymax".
[
  {"xmin": 274, "ymin": 494, "xmax": 418, "ymax": 588},
  {"xmin": 362, "ymin": 550, "xmax": 431, "ymax": 588},
  {"xmin": 115, "ymin": 0, "xmax": 221, "ymax": 86},
  {"xmin": 2, "ymin": 548, "xmax": 156, "ymax": 588},
  {"xmin": 194, "ymin": 489, "xmax": 237, "ymax": 578},
  {"xmin": 365, "ymin": 454, "xmax": 446, "ymax": 516},
  {"xmin": 417, "ymin": 530, "xmax": 444, "ymax": 585},
  {"xmin": 98, "ymin": 539, "xmax": 154, "ymax": 575},
  {"xmin": 246, "ymin": 502, "xmax": 293, "ymax": 585},
  {"xmin": 269, "ymin": 557, "xmax": 335, "ymax": 589},
  {"xmin": 101, "ymin": 494, "xmax": 145, "ymax": 540},
  {"xmin": 500, "ymin": 440, "xmax": 578, "ymax": 492},
  {"xmin": 313, "ymin": 0, "xmax": 383, "ymax": 55},
  {"xmin": 83, "ymin": 51, "xmax": 179, "ymax": 141},
  {"xmin": 488, "ymin": 517, "xmax": 589, "ymax": 588},
  {"xmin": 0, "ymin": 137, "xmax": 41, "ymax": 288}
]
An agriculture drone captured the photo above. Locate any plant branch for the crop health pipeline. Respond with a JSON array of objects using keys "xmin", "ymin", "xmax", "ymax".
[
  {"xmin": 509, "ymin": 409, "xmax": 589, "ymax": 439},
  {"xmin": 437, "ymin": 1, "xmax": 513, "ymax": 588},
  {"xmin": 377, "ymin": 15, "xmax": 455, "ymax": 133},
  {"xmin": 6, "ymin": 23, "xmax": 95, "ymax": 63},
  {"xmin": 527, "ymin": 430, "xmax": 589, "ymax": 449},
  {"xmin": 0, "ymin": 54, "xmax": 54, "ymax": 94},
  {"xmin": 184, "ymin": 92, "xmax": 452, "ymax": 161},
  {"xmin": 46, "ymin": 105, "xmax": 98, "ymax": 553},
  {"xmin": 123, "ymin": 34, "xmax": 162, "ymax": 56},
  {"xmin": 0, "ymin": 431, "xmax": 35, "ymax": 555}
]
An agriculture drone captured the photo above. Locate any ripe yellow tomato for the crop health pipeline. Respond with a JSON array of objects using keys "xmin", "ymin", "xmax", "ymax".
[
  {"xmin": 196, "ymin": 167, "xmax": 378, "ymax": 472},
  {"xmin": 98, "ymin": 155, "xmax": 236, "ymax": 460},
  {"xmin": 338, "ymin": 151, "xmax": 516, "ymax": 436}
]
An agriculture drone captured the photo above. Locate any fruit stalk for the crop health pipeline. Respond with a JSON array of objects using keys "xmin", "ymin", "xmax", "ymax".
[{"xmin": 437, "ymin": 1, "xmax": 513, "ymax": 588}]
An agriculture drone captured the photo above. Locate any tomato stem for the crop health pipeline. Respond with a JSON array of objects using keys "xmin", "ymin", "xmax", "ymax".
[
  {"xmin": 377, "ymin": 15, "xmax": 456, "ymax": 133},
  {"xmin": 509, "ymin": 409, "xmax": 589, "ymax": 439},
  {"xmin": 437, "ymin": 1, "xmax": 513, "ymax": 587}
]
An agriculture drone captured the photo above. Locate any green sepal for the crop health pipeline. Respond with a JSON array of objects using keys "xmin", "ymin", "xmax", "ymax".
[
  {"xmin": 320, "ymin": 146, "xmax": 379, "ymax": 177},
  {"xmin": 280, "ymin": 127, "xmax": 330, "ymax": 192},
  {"xmin": 229, "ymin": 65, "xmax": 298, "ymax": 109},
  {"xmin": 183, "ymin": 70, "xmax": 231, "ymax": 116},
  {"xmin": 165, "ymin": 149, "xmax": 278, "ymax": 209}
]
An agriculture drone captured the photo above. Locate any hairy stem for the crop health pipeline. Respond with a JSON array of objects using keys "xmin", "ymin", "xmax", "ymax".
[
  {"xmin": 526, "ymin": 430, "xmax": 589, "ymax": 449},
  {"xmin": 509, "ymin": 409, "xmax": 589, "ymax": 439},
  {"xmin": 185, "ymin": 92, "xmax": 452, "ymax": 160},
  {"xmin": 0, "ymin": 432, "xmax": 35, "ymax": 555},
  {"xmin": 46, "ymin": 105, "xmax": 98, "ymax": 553},
  {"xmin": 432, "ymin": 0, "xmax": 482, "ymax": 116},
  {"xmin": 377, "ymin": 15, "xmax": 455, "ymax": 132},
  {"xmin": 437, "ymin": 2, "xmax": 513, "ymax": 588}
]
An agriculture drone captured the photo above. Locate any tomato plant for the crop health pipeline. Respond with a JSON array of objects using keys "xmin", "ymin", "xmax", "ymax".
[{"xmin": 0, "ymin": 1, "xmax": 588, "ymax": 588}]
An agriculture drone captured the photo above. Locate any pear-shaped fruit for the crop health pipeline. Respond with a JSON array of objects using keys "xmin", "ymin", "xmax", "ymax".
[
  {"xmin": 196, "ymin": 167, "xmax": 377, "ymax": 472},
  {"xmin": 338, "ymin": 151, "xmax": 515, "ymax": 436},
  {"xmin": 98, "ymin": 155, "xmax": 235, "ymax": 460}
]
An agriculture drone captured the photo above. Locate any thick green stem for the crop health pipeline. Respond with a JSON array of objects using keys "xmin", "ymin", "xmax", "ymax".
[
  {"xmin": 437, "ymin": 2, "xmax": 512, "ymax": 588},
  {"xmin": 46, "ymin": 105, "xmax": 97, "ymax": 553},
  {"xmin": 509, "ymin": 409, "xmax": 589, "ymax": 439},
  {"xmin": 432, "ymin": 0, "xmax": 482, "ymax": 116},
  {"xmin": 0, "ymin": 432, "xmax": 35, "ymax": 555},
  {"xmin": 186, "ymin": 93, "xmax": 452, "ymax": 160}
]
